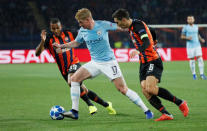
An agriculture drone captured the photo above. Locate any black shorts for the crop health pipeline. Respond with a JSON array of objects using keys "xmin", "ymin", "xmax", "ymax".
[
  {"xmin": 62, "ymin": 63, "xmax": 81, "ymax": 82},
  {"xmin": 139, "ymin": 58, "xmax": 163, "ymax": 83}
]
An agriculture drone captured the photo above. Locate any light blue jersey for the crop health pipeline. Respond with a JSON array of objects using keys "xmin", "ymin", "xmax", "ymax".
[
  {"xmin": 181, "ymin": 24, "xmax": 201, "ymax": 48},
  {"xmin": 75, "ymin": 20, "xmax": 117, "ymax": 62}
]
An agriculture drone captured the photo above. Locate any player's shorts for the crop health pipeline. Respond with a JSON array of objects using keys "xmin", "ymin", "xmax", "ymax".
[
  {"xmin": 82, "ymin": 60, "xmax": 123, "ymax": 81},
  {"xmin": 62, "ymin": 63, "xmax": 81, "ymax": 82},
  {"xmin": 139, "ymin": 58, "xmax": 163, "ymax": 83},
  {"xmin": 186, "ymin": 46, "xmax": 202, "ymax": 59}
]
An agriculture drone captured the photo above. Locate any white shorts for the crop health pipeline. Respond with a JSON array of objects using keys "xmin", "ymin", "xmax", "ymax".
[
  {"xmin": 82, "ymin": 60, "xmax": 123, "ymax": 81},
  {"xmin": 187, "ymin": 47, "xmax": 202, "ymax": 59}
]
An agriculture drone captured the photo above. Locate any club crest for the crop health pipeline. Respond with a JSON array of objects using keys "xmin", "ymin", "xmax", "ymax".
[{"xmin": 97, "ymin": 31, "xmax": 102, "ymax": 35}]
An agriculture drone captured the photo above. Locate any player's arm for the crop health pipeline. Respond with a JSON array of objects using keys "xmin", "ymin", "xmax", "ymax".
[
  {"xmin": 53, "ymin": 40, "xmax": 80, "ymax": 49},
  {"xmin": 181, "ymin": 27, "xmax": 192, "ymax": 40},
  {"xmin": 198, "ymin": 34, "xmax": 205, "ymax": 43},
  {"xmin": 36, "ymin": 30, "xmax": 46, "ymax": 56},
  {"xmin": 181, "ymin": 34, "xmax": 192, "ymax": 40},
  {"xmin": 134, "ymin": 22, "xmax": 150, "ymax": 52},
  {"xmin": 116, "ymin": 26, "xmax": 128, "ymax": 32}
]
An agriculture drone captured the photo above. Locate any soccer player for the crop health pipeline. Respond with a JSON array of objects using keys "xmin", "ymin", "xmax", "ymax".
[
  {"xmin": 112, "ymin": 8, "xmax": 189, "ymax": 121},
  {"xmin": 181, "ymin": 15, "xmax": 206, "ymax": 80},
  {"xmin": 53, "ymin": 8, "xmax": 153, "ymax": 120},
  {"xmin": 35, "ymin": 18, "xmax": 116, "ymax": 116}
]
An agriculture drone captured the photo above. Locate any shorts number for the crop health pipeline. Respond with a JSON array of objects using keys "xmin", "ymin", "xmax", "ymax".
[
  {"xmin": 111, "ymin": 66, "xmax": 117, "ymax": 75},
  {"xmin": 148, "ymin": 64, "xmax": 154, "ymax": 71},
  {"xmin": 69, "ymin": 64, "xmax": 77, "ymax": 71}
]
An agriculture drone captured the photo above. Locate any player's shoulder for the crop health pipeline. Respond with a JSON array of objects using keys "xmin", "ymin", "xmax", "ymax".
[
  {"xmin": 133, "ymin": 19, "xmax": 144, "ymax": 25},
  {"xmin": 45, "ymin": 30, "xmax": 53, "ymax": 38},
  {"xmin": 95, "ymin": 20, "xmax": 112, "ymax": 25},
  {"xmin": 62, "ymin": 28, "xmax": 72, "ymax": 33}
]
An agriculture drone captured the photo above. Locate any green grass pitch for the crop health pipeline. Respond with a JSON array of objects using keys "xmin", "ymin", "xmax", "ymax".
[{"xmin": 0, "ymin": 61, "xmax": 207, "ymax": 131}]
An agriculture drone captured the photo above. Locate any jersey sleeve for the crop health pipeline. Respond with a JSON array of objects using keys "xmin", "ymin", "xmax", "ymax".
[
  {"xmin": 102, "ymin": 21, "xmax": 117, "ymax": 31},
  {"xmin": 75, "ymin": 29, "xmax": 84, "ymax": 44},
  {"xmin": 181, "ymin": 26, "xmax": 186, "ymax": 35}
]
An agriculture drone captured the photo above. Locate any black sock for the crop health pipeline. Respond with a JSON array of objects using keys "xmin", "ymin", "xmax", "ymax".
[
  {"xmin": 149, "ymin": 95, "xmax": 171, "ymax": 115},
  {"xmin": 80, "ymin": 87, "xmax": 94, "ymax": 106},
  {"xmin": 158, "ymin": 87, "xmax": 183, "ymax": 106},
  {"xmin": 87, "ymin": 90, "xmax": 109, "ymax": 107}
]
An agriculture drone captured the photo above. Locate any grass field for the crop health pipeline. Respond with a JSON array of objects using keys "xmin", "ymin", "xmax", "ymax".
[{"xmin": 0, "ymin": 61, "xmax": 207, "ymax": 131}]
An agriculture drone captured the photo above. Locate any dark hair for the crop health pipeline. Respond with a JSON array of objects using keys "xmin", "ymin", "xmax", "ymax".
[
  {"xmin": 112, "ymin": 8, "xmax": 130, "ymax": 20},
  {"xmin": 50, "ymin": 18, "xmax": 61, "ymax": 24}
]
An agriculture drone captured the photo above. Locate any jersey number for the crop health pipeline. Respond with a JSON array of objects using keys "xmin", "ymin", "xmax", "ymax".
[
  {"xmin": 69, "ymin": 64, "xmax": 78, "ymax": 71},
  {"xmin": 148, "ymin": 64, "xmax": 154, "ymax": 71}
]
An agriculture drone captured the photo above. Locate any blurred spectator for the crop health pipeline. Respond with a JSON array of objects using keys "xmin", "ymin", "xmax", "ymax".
[{"xmin": 0, "ymin": 0, "xmax": 207, "ymax": 49}]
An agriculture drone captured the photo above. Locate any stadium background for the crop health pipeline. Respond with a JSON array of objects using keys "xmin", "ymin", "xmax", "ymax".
[{"xmin": 0, "ymin": 0, "xmax": 207, "ymax": 49}]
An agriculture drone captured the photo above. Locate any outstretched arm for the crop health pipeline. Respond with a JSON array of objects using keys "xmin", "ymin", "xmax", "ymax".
[
  {"xmin": 53, "ymin": 40, "xmax": 80, "ymax": 49},
  {"xmin": 36, "ymin": 30, "xmax": 46, "ymax": 56},
  {"xmin": 181, "ymin": 34, "xmax": 192, "ymax": 40}
]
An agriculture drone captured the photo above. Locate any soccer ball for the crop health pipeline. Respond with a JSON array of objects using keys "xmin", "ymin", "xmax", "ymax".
[{"xmin": 49, "ymin": 105, "xmax": 65, "ymax": 120}]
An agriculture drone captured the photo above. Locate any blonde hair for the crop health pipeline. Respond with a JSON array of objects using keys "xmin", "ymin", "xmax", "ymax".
[{"xmin": 75, "ymin": 8, "xmax": 92, "ymax": 21}]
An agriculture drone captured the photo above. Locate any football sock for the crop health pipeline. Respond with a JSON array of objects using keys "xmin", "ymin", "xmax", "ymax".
[
  {"xmin": 149, "ymin": 95, "xmax": 171, "ymax": 115},
  {"xmin": 189, "ymin": 60, "xmax": 196, "ymax": 74},
  {"xmin": 87, "ymin": 90, "xmax": 109, "ymax": 107},
  {"xmin": 158, "ymin": 87, "xmax": 183, "ymax": 106},
  {"xmin": 198, "ymin": 57, "xmax": 204, "ymax": 75},
  {"xmin": 80, "ymin": 87, "xmax": 94, "ymax": 106},
  {"xmin": 71, "ymin": 82, "xmax": 80, "ymax": 111},
  {"xmin": 126, "ymin": 88, "xmax": 148, "ymax": 112}
]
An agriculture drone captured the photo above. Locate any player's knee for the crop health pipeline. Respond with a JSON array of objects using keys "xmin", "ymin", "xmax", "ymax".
[
  {"xmin": 71, "ymin": 75, "xmax": 80, "ymax": 82},
  {"xmin": 146, "ymin": 84, "xmax": 156, "ymax": 94},
  {"xmin": 117, "ymin": 85, "xmax": 127, "ymax": 95}
]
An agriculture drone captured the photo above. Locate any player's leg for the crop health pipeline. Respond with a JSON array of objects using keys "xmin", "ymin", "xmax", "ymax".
[
  {"xmin": 187, "ymin": 48, "xmax": 197, "ymax": 79},
  {"xmin": 80, "ymin": 84, "xmax": 115, "ymax": 114},
  {"xmin": 63, "ymin": 65, "xmax": 93, "ymax": 119},
  {"xmin": 100, "ymin": 60, "xmax": 153, "ymax": 118},
  {"xmin": 112, "ymin": 77, "xmax": 153, "ymax": 119},
  {"xmin": 141, "ymin": 78, "xmax": 173, "ymax": 121},
  {"xmin": 68, "ymin": 73, "xmax": 93, "ymax": 107},
  {"xmin": 196, "ymin": 47, "xmax": 206, "ymax": 80},
  {"xmin": 144, "ymin": 75, "xmax": 189, "ymax": 118}
]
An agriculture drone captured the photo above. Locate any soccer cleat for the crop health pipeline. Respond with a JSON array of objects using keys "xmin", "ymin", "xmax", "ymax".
[
  {"xmin": 145, "ymin": 110, "xmax": 154, "ymax": 119},
  {"xmin": 193, "ymin": 74, "xmax": 197, "ymax": 80},
  {"xmin": 200, "ymin": 74, "xmax": 207, "ymax": 80},
  {"xmin": 61, "ymin": 109, "xmax": 78, "ymax": 120},
  {"xmin": 89, "ymin": 106, "xmax": 97, "ymax": 115},
  {"xmin": 155, "ymin": 114, "xmax": 173, "ymax": 121},
  {"xmin": 179, "ymin": 101, "xmax": 189, "ymax": 117},
  {"xmin": 106, "ymin": 102, "xmax": 116, "ymax": 115}
]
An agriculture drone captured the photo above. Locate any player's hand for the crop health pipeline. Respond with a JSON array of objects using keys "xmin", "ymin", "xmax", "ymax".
[
  {"xmin": 130, "ymin": 50, "xmax": 140, "ymax": 58},
  {"xmin": 41, "ymin": 30, "xmax": 47, "ymax": 42},
  {"xmin": 55, "ymin": 48, "xmax": 62, "ymax": 54},
  {"xmin": 154, "ymin": 40, "xmax": 158, "ymax": 45},
  {"xmin": 200, "ymin": 38, "xmax": 205, "ymax": 43},
  {"xmin": 187, "ymin": 36, "xmax": 192, "ymax": 40},
  {"xmin": 53, "ymin": 42, "xmax": 61, "ymax": 49}
]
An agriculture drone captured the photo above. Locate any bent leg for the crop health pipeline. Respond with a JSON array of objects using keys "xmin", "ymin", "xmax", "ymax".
[{"xmin": 113, "ymin": 77, "xmax": 149, "ymax": 113}]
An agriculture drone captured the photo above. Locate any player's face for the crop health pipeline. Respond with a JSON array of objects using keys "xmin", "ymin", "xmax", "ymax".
[
  {"xmin": 114, "ymin": 18, "xmax": 128, "ymax": 29},
  {"xmin": 187, "ymin": 16, "xmax": 195, "ymax": 25},
  {"xmin": 78, "ymin": 18, "xmax": 91, "ymax": 29},
  {"xmin": 50, "ymin": 22, "xmax": 62, "ymax": 36}
]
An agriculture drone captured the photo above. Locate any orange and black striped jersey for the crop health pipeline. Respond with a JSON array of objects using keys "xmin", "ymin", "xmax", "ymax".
[
  {"xmin": 44, "ymin": 29, "xmax": 79, "ymax": 75},
  {"xmin": 129, "ymin": 19, "xmax": 159, "ymax": 63}
]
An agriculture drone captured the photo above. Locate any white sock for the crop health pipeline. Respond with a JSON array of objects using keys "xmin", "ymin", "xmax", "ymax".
[
  {"xmin": 189, "ymin": 60, "xmax": 196, "ymax": 74},
  {"xmin": 126, "ymin": 88, "xmax": 148, "ymax": 112},
  {"xmin": 198, "ymin": 57, "xmax": 204, "ymax": 75},
  {"xmin": 71, "ymin": 82, "xmax": 80, "ymax": 111}
]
